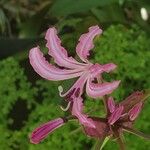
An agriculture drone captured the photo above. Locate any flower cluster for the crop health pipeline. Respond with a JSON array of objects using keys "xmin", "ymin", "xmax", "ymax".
[{"xmin": 29, "ymin": 25, "xmax": 150, "ymax": 149}]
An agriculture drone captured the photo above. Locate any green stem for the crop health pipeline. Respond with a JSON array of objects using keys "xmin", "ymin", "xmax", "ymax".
[
  {"xmin": 116, "ymin": 136, "xmax": 126, "ymax": 150},
  {"xmin": 113, "ymin": 130, "xmax": 126, "ymax": 150},
  {"xmin": 93, "ymin": 138, "xmax": 104, "ymax": 150},
  {"xmin": 103, "ymin": 95, "xmax": 109, "ymax": 114},
  {"xmin": 123, "ymin": 126, "xmax": 150, "ymax": 140},
  {"xmin": 93, "ymin": 136, "xmax": 111, "ymax": 150},
  {"xmin": 69, "ymin": 127, "xmax": 82, "ymax": 135},
  {"xmin": 97, "ymin": 76, "xmax": 108, "ymax": 114}
]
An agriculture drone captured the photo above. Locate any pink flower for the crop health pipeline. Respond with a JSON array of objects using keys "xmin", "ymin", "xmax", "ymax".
[
  {"xmin": 29, "ymin": 25, "xmax": 120, "ymax": 100},
  {"xmin": 84, "ymin": 91, "xmax": 150, "ymax": 149},
  {"xmin": 29, "ymin": 25, "xmax": 121, "ymax": 145}
]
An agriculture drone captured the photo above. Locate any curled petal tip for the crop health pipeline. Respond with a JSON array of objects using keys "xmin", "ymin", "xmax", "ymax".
[
  {"xmin": 45, "ymin": 27, "xmax": 82, "ymax": 68},
  {"xmin": 89, "ymin": 25, "xmax": 103, "ymax": 34},
  {"xmin": 76, "ymin": 25, "xmax": 102, "ymax": 62},
  {"xmin": 114, "ymin": 80, "xmax": 121, "ymax": 85},
  {"xmin": 86, "ymin": 79, "xmax": 121, "ymax": 98},
  {"xmin": 102, "ymin": 63, "xmax": 117, "ymax": 73},
  {"xmin": 112, "ymin": 80, "xmax": 121, "ymax": 90}
]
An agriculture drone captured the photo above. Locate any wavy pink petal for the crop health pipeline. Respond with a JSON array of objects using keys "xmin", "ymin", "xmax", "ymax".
[
  {"xmin": 108, "ymin": 106, "xmax": 124, "ymax": 125},
  {"xmin": 128, "ymin": 102, "xmax": 143, "ymax": 121},
  {"xmin": 76, "ymin": 25, "xmax": 102, "ymax": 62},
  {"xmin": 29, "ymin": 47, "xmax": 84, "ymax": 81},
  {"xmin": 101, "ymin": 63, "xmax": 117, "ymax": 73},
  {"xmin": 107, "ymin": 97, "xmax": 116, "ymax": 113},
  {"xmin": 30, "ymin": 118, "xmax": 65, "ymax": 144},
  {"xmin": 71, "ymin": 97, "xmax": 95, "ymax": 128},
  {"xmin": 89, "ymin": 63, "xmax": 117, "ymax": 79},
  {"xmin": 45, "ymin": 27, "xmax": 86, "ymax": 68},
  {"xmin": 86, "ymin": 79, "xmax": 120, "ymax": 98},
  {"xmin": 88, "ymin": 64, "xmax": 104, "ymax": 78}
]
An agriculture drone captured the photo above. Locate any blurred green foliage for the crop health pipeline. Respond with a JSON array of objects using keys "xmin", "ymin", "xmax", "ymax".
[
  {"xmin": 1, "ymin": 0, "xmax": 150, "ymax": 37},
  {"xmin": 0, "ymin": 24, "xmax": 150, "ymax": 149},
  {"xmin": 0, "ymin": 57, "xmax": 35, "ymax": 123}
]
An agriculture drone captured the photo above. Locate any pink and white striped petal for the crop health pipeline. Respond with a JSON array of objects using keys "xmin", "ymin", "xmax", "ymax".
[
  {"xmin": 76, "ymin": 25, "xmax": 102, "ymax": 63},
  {"xmin": 128, "ymin": 102, "xmax": 143, "ymax": 121},
  {"xmin": 89, "ymin": 63, "xmax": 117, "ymax": 79},
  {"xmin": 29, "ymin": 47, "xmax": 84, "ymax": 81},
  {"xmin": 30, "ymin": 118, "xmax": 65, "ymax": 144},
  {"xmin": 71, "ymin": 97, "xmax": 96, "ymax": 128},
  {"xmin": 45, "ymin": 27, "xmax": 85, "ymax": 69},
  {"xmin": 86, "ymin": 79, "xmax": 120, "ymax": 98},
  {"xmin": 58, "ymin": 72, "xmax": 89, "ymax": 98},
  {"xmin": 108, "ymin": 106, "xmax": 124, "ymax": 125},
  {"xmin": 107, "ymin": 97, "xmax": 116, "ymax": 113},
  {"xmin": 101, "ymin": 63, "xmax": 117, "ymax": 73}
]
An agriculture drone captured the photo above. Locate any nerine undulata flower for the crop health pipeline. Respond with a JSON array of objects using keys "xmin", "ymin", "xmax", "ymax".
[
  {"xmin": 29, "ymin": 25, "xmax": 120, "ymax": 101},
  {"xmin": 84, "ymin": 91, "xmax": 150, "ymax": 149},
  {"xmin": 29, "ymin": 25, "xmax": 121, "ymax": 145}
]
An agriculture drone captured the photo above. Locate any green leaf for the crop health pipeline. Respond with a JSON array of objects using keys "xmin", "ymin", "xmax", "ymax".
[
  {"xmin": 51, "ymin": 0, "xmax": 118, "ymax": 17},
  {"xmin": 91, "ymin": 3, "xmax": 126, "ymax": 24}
]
